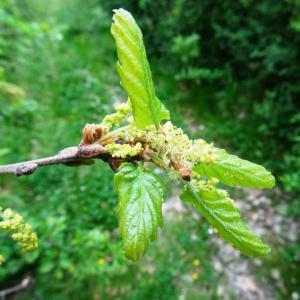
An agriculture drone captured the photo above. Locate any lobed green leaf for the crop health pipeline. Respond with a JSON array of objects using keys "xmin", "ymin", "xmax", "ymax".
[
  {"xmin": 114, "ymin": 163, "xmax": 165, "ymax": 260},
  {"xmin": 194, "ymin": 149, "xmax": 275, "ymax": 189},
  {"xmin": 111, "ymin": 8, "xmax": 170, "ymax": 129},
  {"xmin": 180, "ymin": 183, "xmax": 271, "ymax": 257}
]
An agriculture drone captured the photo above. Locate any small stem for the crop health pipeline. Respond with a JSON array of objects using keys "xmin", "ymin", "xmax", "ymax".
[
  {"xmin": 139, "ymin": 160, "xmax": 144, "ymax": 171},
  {"xmin": 150, "ymin": 155, "xmax": 168, "ymax": 170},
  {"xmin": 0, "ymin": 276, "xmax": 31, "ymax": 299}
]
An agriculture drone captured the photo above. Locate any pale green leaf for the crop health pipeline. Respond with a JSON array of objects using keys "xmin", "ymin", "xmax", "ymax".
[
  {"xmin": 194, "ymin": 149, "xmax": 275, "ymax": 188},
  {"xmin": 156, "ymin": 97, "xmax": 170, "ymax": 120},
  {"xmin": 114, "ymin": 163, "xmax": 165, "ymax": 260},
  {"xmin": 111, "ymin": 8, "xmax": 170, "ymax": 129},
  {"xmin": 180, "ymin": 183, "xmax": 271, "ymax": 257}
]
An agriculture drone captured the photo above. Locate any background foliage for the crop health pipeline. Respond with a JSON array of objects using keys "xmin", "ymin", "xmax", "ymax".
[{"xmin": 0, "ymin": 0, "xmax": 299, "ymax": 299}]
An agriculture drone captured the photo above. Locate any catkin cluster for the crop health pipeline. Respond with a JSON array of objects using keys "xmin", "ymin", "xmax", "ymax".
[
  {"xmin": 0, "ymin": 207, "xmax": 38, "ymax": 253},
  {"xmin": 100, "ymin": 101, "xmax": 216, "ymax": 177},
  {"xmin": 101, "ymin": 100, "xmax": 132, "ymax": 129},
  {"xmin": 112, "ymin": 121, "xmax": 216, "ymax": 165},
  {"xmin": 145, "ymin": 122, "xmax": 216, "ymax": 168},
  {"xmin": 106, "ymin": 142, "xmax": 142, "ymax": 158}
]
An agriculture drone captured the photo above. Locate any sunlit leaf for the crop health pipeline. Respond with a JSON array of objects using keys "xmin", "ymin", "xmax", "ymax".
[
  {"xmin": 111, "ymin": 8, "xmax": 170, "ymax": 129},
  {"xmin": 194, "ymin": 149, "xmax": 275, "ymax": 188},
  {"xmin": 180, "ymin": 183, "xmax": 271, "ymax": 256}
]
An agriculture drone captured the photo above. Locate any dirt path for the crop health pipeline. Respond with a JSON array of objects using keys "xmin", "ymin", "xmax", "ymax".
[{"xmin": 163, "ymin": 187, "xmax": 299, "ymax": 300}]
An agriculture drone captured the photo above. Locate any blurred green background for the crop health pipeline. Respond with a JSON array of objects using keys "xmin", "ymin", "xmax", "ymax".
[{"xmin": 0, "ymin": 0, "xmax": 299, "ymax": 299}]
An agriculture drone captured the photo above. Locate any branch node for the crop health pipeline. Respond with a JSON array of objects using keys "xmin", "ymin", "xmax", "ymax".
[{"xmin": 15, "ymin": 162, "xmax": 38, "ymax": 176}]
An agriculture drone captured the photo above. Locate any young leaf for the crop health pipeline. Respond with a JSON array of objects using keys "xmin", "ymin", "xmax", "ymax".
[
  {"xmin": 111, "ymin": 8, "xmax": 170, "ymax": 129},
  {"xmin": 114, "ymin": 163, "xmax": 165, "ymax": 260},
  {"xmin": 180, "ymin": 183, "xmax": 271, "ymax": 257},
  {"xmin": 194, "ymin": 149, "xmax": 275, "ymax": 189}
]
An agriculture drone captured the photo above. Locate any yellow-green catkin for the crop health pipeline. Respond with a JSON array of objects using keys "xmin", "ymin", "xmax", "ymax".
[
  {"xmin": 101, "ymin": 100, "xmax": 132, "ymax": 129},
  {"xmin": 144, "ymin": 122, "xmax": 216, "ymax": 168},
  {"xmin": 105, "ymin": 142, "xmax": 142, "ymax": 158},
  {"xmin": 0, "ymin": 208, "xmax": 38, "ymax": 252},
  {"xmin": 0, "ymin": 255, "xmax": 4, "ymax": 265}
]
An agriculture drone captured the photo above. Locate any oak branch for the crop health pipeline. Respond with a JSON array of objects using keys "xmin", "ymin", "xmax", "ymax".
[{"xmin": 0, "ymin": 144, "xmax": 109, "ymax": 176}]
